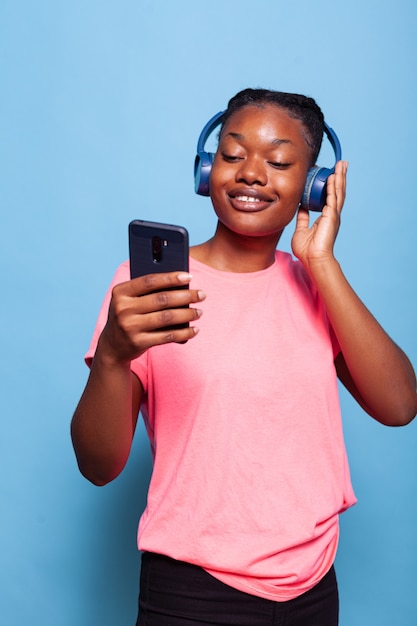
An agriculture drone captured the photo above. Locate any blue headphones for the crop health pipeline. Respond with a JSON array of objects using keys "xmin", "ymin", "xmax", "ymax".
[{"xmin": 194, "ymin": 110, "xmax": 342, "ymax": 212}]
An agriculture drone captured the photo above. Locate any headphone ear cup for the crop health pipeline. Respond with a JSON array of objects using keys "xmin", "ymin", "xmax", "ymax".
[
  {"xmin": 301, "ymin": 166, "xmax": 333, "ymax": 212},
  {"xmin": 194, "ymin": 151, "xmax": 214, "ymax": 196}
]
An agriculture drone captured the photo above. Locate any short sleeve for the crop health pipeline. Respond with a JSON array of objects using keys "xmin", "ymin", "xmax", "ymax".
[
  {"xmin": 290, "ymin": 256, "xmax": 341, "ymax": 361},
  {"xmin": 84, "ymin": 261, "xmax": 130, "ymax": 367},
  {"xmin": 328, "ymin": 318, "xmax": 341, "ymax": 360}
]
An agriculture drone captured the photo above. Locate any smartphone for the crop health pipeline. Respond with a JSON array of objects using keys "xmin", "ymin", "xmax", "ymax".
[{"xmin": 128, "ymin": 219, "xmax": 190, "ymax": 332}]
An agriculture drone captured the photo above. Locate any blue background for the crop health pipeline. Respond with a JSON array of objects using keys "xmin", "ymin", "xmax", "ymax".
[{"xmin": 1, "ymin": 1, "xmax": 416, "ymax": 624}]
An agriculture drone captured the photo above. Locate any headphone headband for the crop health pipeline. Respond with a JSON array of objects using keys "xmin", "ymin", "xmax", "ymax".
[
  {"xmin": 194, "ymin": 110, "xmax": 342, "ymax": 212},
  {"xmin": 195, "ymin": 111, "xmax": 224, "ymax": 155},
  {"xmin": 322, "ymin": 124, "xmax": 342, "ymax": 163}
]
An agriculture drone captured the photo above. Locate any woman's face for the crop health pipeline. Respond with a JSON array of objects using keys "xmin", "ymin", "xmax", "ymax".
[{"xmin": 209, "ymin": 104, "xmax": 311, "ymax": 239}]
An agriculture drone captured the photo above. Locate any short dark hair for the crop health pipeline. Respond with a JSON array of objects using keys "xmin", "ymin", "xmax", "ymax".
[{"xmin": 220, "ymin": 88, "xmax": 325, "ymax": 166}]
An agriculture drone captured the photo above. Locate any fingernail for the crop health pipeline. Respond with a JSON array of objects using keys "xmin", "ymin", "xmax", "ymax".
[
  {"xmin": 178, "ymin": 273, "xmax": 193, "ymax": 282},
  {"xmin": 198, "ymin": 290, "xmax": 207, "ymax": 300}
]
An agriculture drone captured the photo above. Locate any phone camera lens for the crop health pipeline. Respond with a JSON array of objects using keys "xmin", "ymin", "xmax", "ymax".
[{"xmin": 152, "ymin": 236, "xmax": 163, "ymax": 263}]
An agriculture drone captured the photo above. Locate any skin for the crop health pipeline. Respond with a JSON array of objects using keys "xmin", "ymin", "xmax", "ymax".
[{"xmin": 71, "ymin": 104, "xmax": 417, "ymax": 486}]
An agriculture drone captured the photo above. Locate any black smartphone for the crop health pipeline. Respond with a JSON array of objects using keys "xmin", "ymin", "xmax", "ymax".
[
  {"xmin": 129, "ymin": 219, "xmax": 189, "ymax": 278},
  {"xmin": 128, "ymin": 219, "xmax": 190, "ymax": 332}
]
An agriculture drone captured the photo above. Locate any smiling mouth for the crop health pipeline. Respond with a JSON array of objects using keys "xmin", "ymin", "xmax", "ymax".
[
  {"xmin": 229, "ymin": 194, "xmax": 272, "ymax": 212},
  {"xmin": 235, "ymin": 195, "xmax": 261, "ymax": 203}
]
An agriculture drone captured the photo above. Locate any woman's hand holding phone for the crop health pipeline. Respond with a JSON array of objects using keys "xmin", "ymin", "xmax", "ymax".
[{"xmin": 97, "ymin": 271, "xmax": 205, "ymax": 365}]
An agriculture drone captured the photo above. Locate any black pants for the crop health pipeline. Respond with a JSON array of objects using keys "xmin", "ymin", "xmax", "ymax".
[{"xmin": 136, "ymin": 552, "xmax": 339, "ymax": 626}]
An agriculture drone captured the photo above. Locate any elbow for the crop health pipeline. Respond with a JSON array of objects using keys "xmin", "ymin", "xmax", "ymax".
[
  {"xmin": 71, "ymin": 425, "xmax": 128, "ymax": 486},
  {"xmin": 393, "ymin": 391, "xmax": 417, "ymax": 427},
  {"xmin": 384, "ymin": 414, "xmax": 415, "ymax": 428},
  {"xmin": 89, "ymin": 477, "xmax": 113, "ymax": 487},
  {"xmin": 81, "ymin": 468, "xmax": 113, "ymax": 487},
  {"xmin": 391, "ymin": 405, "xmax": 417, "ymax": 428},
  {"xmin": 73, "ymin": 452, "xmax": 125, "ymax": 486},
  {"xmin": 78, "ymin": 462, "xmax": 122, "ymax": 487},
  {"xmin": 374, "ymin": 394, "xmax": 417, "ymax": 428}
]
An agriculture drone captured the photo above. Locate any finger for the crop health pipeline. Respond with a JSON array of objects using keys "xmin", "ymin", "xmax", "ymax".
[
  {"xmin": 295, "ymin": 206, "xmax": 310, "ymax": 231},
  {"xmin": 134, "ymin": 287, "xmax": 206, "ymax": 316},
  {"xmin": 103, "ymin": 294, "xmax": 203, "ymax": 360},
  {"xmin": 333, "ymin": 160, "xmax": 348, "ymax": 213},
  {"xmin": 138, "ymin": 303, "xmax": 204, "ymax": 334},
  {"xmin": 324, "ymin": 166, "xmax": 346, "ymax": 217},
  {"xmin": 112, "ymin": 268, "xmax": 205, "ymax": 310},
  {"xmin": 325, "ymin": 173, "xmax": 337, "ymax": 211},
  {"xmin": 137, "ymin": 324, "xmax": 201, "ymax": 350},
  {"xmin": 129, "ymin": 308, "xmax": 203, "ymax": 351},
  {"xmin": 127, "ymin": 271, "xmax": 194, "ymax": 297}
]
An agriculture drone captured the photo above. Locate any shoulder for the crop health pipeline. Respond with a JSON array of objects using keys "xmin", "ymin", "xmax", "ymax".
[
  {"xmin": 110, "ymin": 260, "xmax": 130, "ymax": 286},
  {"xmin": 275, "ymin": 251, "xmax": 313, "ymax": 288}
]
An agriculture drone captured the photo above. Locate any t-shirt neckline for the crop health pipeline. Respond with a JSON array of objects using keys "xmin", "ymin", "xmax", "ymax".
[{"xmin": 189, "ymin": 251, "xmax": 284, "ymax": 279}]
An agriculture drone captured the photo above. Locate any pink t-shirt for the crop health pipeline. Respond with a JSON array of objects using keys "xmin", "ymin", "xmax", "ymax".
[{"xmin": 85, "ymin": 251, "xmax": 356, "ymax": 601}]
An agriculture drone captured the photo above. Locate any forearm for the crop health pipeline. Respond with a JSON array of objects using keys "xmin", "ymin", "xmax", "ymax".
[
  {"xmin": 310, "ymin": 258, "xmax": 417, "ymax": 426},
  {"xmin": 71, "ymin": 271, "xmax": 204, "ymax": 484},
  {"xmin": 71, "ymin": 350, "xmax": 140, "ymax": 485}
]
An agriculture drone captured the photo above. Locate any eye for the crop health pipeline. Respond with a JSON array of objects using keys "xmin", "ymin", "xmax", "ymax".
[
  {"xmin": 269, "ymin": 161, "xmax": 291, "ymax": 170},
  {"xmin": 221, "ymin": 152, "xmax": 243, "ymax": 163}
]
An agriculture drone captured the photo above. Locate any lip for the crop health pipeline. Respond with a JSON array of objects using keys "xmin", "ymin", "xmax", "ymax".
[{"xmin": 228, "ymin": 187, "xmax": 274, "ymax": 212}]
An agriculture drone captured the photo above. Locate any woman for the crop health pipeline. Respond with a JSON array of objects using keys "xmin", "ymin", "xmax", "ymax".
[{"xmin": 71, "ymin": 88, "xmax": 417, "ymax": 625}]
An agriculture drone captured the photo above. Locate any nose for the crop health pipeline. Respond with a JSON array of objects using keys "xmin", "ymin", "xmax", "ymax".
[{"xmin": 236, "ymin": 157, "xmax": 267, "ymax": 186}]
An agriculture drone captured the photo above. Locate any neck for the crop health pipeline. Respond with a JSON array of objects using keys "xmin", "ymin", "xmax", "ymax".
[{"xmin": 190, "ymin": 222, "xmax": 282, "ymax": 273}]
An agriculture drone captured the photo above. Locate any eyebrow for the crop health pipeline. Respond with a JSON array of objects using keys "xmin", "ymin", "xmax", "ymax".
[
  {"xmin": 272, "ymin": 138, "xmax": 292, "ymax": 146},
  {"xmin": 225, "ymin": 132, "xmax": 292, "ymax": 146}
]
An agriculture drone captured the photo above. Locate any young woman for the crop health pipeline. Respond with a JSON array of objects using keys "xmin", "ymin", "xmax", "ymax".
[{"xmin": 71, "ymin": 89, "xmax": 417, "ymax": 625}]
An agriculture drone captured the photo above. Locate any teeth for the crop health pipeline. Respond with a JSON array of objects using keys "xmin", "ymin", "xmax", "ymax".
[{"xmin": 236, "ymin": 195, "xmax": 260, "ymax": 202}]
